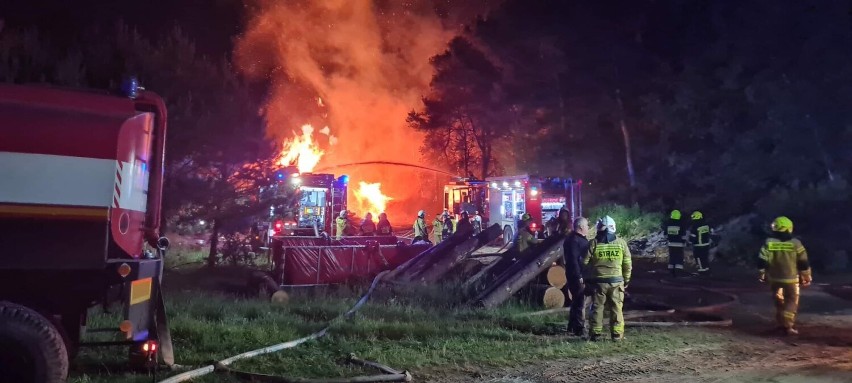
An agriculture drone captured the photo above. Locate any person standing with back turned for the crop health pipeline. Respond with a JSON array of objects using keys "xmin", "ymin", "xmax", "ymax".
[
  {"xmin": 585, "ymin": 216, "xmax": 632, "ymax": 341},
  {"xmin": 664, "ymin": 210, "xmax": 686, "ymax": 276},
  {"xmin": 563, "ymin": 217, "xmax": 590, "ymax": 336},
  {"xmin": 758, "ymin": 216, "xmax": 812, "ymax": 335},
  {"xmin": 689, "ymin": 211, "xmax": 712, "ymax": 273}
]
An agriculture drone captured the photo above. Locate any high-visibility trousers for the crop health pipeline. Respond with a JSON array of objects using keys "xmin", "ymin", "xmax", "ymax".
[
  {"xmin": 589, "ymin": 282, "xmax": 625, "ymax": 337},
  {"xmin": 771, "ymin": 282, "xmax": 800, "ymax": 329}
]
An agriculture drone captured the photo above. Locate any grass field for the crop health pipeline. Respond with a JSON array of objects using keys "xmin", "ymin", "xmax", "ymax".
[{"xmin": 70, "ymin": 269, "xmax": 727, "ymax": 383}]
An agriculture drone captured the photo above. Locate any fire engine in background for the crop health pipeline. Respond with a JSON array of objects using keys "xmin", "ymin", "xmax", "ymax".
[
  {"xmin": 260, "ymin": 167, "xmax": 348, "ymax": 238},
  {"xmin": 444, "ymin": 175, "xmax": 582, "ymax": 245},
  {"xmin": 0, "ymin": 82, "xmax": 171, "ymax": 382}
]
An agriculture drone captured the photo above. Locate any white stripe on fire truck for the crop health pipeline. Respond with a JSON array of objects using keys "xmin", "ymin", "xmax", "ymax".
[{"xmin": 0, "ymin": 151, "xmax": 114, "ymax": 207}]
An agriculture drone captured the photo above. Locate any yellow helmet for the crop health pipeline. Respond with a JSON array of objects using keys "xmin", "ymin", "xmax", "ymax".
[
  {"xmin": 691, "ymin": 211, "xmax": 703, "ymax": 220},
  {"xmin": 771, "ymin": 216, "xmax": 793, "ymax": 233},
  {"xmin": 521, "ymin": 213, "xmax": 532, "ymax": 222},
  {"xmin": 670, "ymin": 210, "xmax": 682, "ymax": 220}
]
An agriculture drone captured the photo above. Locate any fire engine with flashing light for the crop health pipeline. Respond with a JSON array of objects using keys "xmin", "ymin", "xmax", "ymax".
[
  {"xmin": 0, "ymin": 81, "xmax": 171, "ymax": 382},
  {"xmin": 444, "ymin": 174, "xmax": 582, "ymax": 245},
  {"xmin": 260, "ymin": 166, "xmax": 348, "ymax": 238}
]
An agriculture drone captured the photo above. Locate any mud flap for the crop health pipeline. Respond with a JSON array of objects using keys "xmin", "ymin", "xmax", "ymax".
[{"xmin": 154, "ymin": 284, "xmax": 174, "ymax": 367}]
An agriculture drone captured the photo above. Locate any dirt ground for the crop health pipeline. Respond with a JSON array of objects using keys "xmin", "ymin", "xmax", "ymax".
[{"xmin": 426, "ymin": 269, "xmax": 852, "ymax": 383}]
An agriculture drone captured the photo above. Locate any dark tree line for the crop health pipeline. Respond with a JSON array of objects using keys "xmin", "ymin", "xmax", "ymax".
[{"xmin": 411, "ymin": 0, "xmax": 852, "ymax": 269}]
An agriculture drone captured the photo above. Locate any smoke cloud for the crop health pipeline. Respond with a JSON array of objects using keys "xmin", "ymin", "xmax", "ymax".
[{"xmin": 237, "ymin": 0, "xmax": 494, "ymax": 219}]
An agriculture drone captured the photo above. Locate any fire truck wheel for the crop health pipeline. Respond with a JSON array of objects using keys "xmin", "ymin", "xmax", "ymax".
[{"xmin": 0, "ymin": 302, "xmax": 69, "ymax": 383}]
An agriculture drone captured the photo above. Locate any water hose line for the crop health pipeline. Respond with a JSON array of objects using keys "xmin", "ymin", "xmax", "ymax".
[{"xmin": 156, "ymin": 271, "xmax": 391, "ymax": 383}]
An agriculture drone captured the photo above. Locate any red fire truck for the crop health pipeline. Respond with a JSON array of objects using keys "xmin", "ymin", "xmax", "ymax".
[
  {"xmin": 261, "ymin": 169, "xmax": 348, "ymax": 238},
  {"xmin": 0, "ymin": 82, "xmax": 170, "ymax": 382},
  {"xmin": 444, "ymin": 175, "xmax": 582, "ymax": 245}
]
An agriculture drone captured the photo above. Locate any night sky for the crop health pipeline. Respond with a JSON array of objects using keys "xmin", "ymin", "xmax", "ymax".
[{"xmin": 0, "ymin": 0, "xmax": 244, "ymax": 56}]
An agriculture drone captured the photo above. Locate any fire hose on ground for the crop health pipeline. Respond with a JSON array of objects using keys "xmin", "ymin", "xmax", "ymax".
[
  {"xmin": 511, "ymin": 278, "xmax": 739, "ymax": 328},
  {"xmin": 156, "ymin": 270, "xmax": 412, "ymax": 383}
]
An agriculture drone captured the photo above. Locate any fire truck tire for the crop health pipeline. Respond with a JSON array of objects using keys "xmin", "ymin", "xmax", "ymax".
[
  {"xmin": 503, "ymin": 226, "xmax": 514, "ymax": 246},
  {"xmin": 0, "ymin": 301, "xmax": 69, "ymax": 383}
]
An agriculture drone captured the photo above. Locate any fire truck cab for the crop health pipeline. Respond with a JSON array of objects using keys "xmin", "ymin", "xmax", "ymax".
[
  {"xmin": 487, "ymin": 175, "xmax": 582, "ymax": 245},
  {"xmin": 263, "ymin": 170, "xmax": 348, "ymax": 238},
  {"xmin": 0, "ymin": 83, "xmax": 170, "ymax": 381},
  {"xmin": 443, "ymin": 174, "xmax": 582, "ymax": 246},
  {"xmin": 443, "ymin": 178, "xmax": 489, "ymax": 221}
]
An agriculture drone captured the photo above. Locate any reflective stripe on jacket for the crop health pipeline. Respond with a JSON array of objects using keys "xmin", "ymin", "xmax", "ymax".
[
  {"xmin": 585, "ymin": 236, "xmax": 632, "ymax": 284},
  {"xmin": 758, "ymin": 237, "xmax": 809, "ymax": 284},
  {"xmin": 690, "ymin": 224, "xmax": 711, "ymax": 247},
  {"xmin": 664, "ymin": 218, "xmax": 684, "ymax": 247}
]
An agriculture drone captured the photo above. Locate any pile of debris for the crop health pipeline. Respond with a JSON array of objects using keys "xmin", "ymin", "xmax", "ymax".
[{"xmin": 628, "ymin": 231, "xmax": 667, "ymax": 259}]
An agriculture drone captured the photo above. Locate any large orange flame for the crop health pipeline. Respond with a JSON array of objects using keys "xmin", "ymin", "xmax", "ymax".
[
  {"xmin": 352, "ymin": 182, "xmax": 392, "ymax": 217},
  {"xmin": 278, "ymin": 124, "xmax": 324, "ymax": 173}
]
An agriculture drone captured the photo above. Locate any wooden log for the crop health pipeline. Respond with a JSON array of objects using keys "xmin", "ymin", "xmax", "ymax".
[
  {"xmin": 468, "ymin": 235, "xmax": 565, "ymax": 302},
  {"xmin": 392, "ymin": 224, "xmax": 477, "ymax": 283},
  {"xmin": 476, "ymin": 238, "xmax": 565, "ymax": 308},
  {"xmin": 384, "ymin": 232, "xmax": 461, "ymax": 281},
  {"xmin": 542, "ymin": 287, "xmax": 565, "ymax": 309},
  {"xmin": 413, "ymin": 224, "xmax": 502, "ymax": 284},
  {"xmin": 546, "ymin": 265, "xmax": 567, "ymax": 289},
  {"xmin": 522, "ymin": 284, "xmax": 565, "ymax": 309}
]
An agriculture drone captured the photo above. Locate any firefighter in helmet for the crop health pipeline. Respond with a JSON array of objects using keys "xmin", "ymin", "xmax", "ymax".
[
  {"xmin": 515, "ymin": 213, "xmax": 542, "ymax": 253},
  {"xmin": 413, "ymin": 210, "xmax": 428, "ymax": 241},
  {"xmin": 758, "ymin": 216, "xmax": 812, "ymax": 335},
  {"xmin": 376, "ymin": 212, "xmax": 393, "ymax": 236},
  {"xmin": 335, "ymin": 210, "xmax": 349, "ymax": 239},
  {"xmin": 442, "ymin": 210, "xmax": 454, "ymax": 239},
  {"xmin": 689, "ymin": 211, "xmax": 712, "ymax": 273},
  {"xmin": 584, "ymin": 215, "xmax": 632, "ymax": 341},
  {"xmin": 360, "ymin": 212, "xmax": 377, "ymax": 236},
  {"xmin": 664, "ymin": 210, "xmax": 686, "ymax": 276},
  {"xmin": 433, "ymin": 213, "xmax": 444, "ymax": 243}
]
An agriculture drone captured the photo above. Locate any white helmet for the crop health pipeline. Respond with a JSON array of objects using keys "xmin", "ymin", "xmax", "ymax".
[
  {"xmin": 339, "ymin": 210, "xmax": 348, "ymax": 218},
  {"xmin": 597, "ymin": 215, "xmax": 616, "ymax": 233},
  {"xmin": 417, "ymin": 210, "xmax": 425, "ymax": 218}
]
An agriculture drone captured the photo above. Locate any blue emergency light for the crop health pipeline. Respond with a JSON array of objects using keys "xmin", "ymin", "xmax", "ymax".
[
  {"xmin": 120, "ymin": 76, "xmax": 139, "ymax": 99},
  {"xmin": 338, "ymin": 175, "xmax": 349, "ymax": 184}
]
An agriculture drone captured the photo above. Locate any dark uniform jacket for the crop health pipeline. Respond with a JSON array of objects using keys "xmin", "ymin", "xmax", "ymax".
[
  {"xmin": 563, "ymin": 231, "xmax": 590, "ymax": 283},
  {"xmin": 663, "ymin": 218, "xmax": 685, "ymax": 247},
  {"xmin": 376, "ymin": 219, "xmax": 392, "ymax": 235},
  {"xmin": 689, "ymin": 219, "xmax": 711, "ymax": 247}
]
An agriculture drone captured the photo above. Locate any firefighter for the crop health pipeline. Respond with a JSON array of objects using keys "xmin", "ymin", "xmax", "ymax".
[
  {"xmin": 376, "ymin": 212, "xmax": 393, "ymax": 236},
  {"xmin": 472, "ymin": 211, "xmax": 483, "ymax": 234},
  {"xmin": 442, "ymin": 211, "xmax": 454, "ymax": 239},
  {"xmin": 555, "ymin": 208, "xmax": 572, "ymax": 236},
  {"xmin": 563, "ymin": 217, "xmax": 590, "ymax": 336},
  {"xmin": 432, "ymin": 213, "xmax": 444, "ymax": 243},
  {"xmin": 758, "ymin": 216, "xmax": 812, "ymax": 335},
  {"xmin": 584, "ymin": 215, "xmax": 632, "ymax": 341},
  {"xmin": 456, "ymin": 210, "xmax": 473, "ymax": 236},
  {"xmin": 360, "ymin": 212, "xmax": 377, "ymax": 236},
  {"xmin": 664, "ymin": 210, "xmax": 686, "ymax": 276},
  {"xmin": 413, "ymin": 210, "xmax": 428, "ymax": 241},
  {"xmin": 335, "ymin": 210, "xmax": 349, "ymax": 239},
  {"xmin": 689, "ymin": 211, "xmax": 712, "ymax": 273},
  {"xmin": 516, "ymin": 213, "xmax": 542, "ymax": 253}
]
